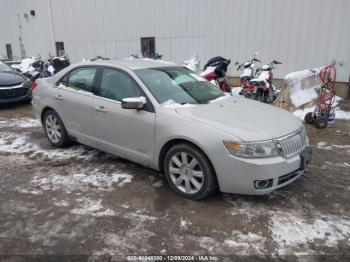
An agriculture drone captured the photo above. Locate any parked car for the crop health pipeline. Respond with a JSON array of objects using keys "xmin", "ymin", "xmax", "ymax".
[
  {"xmin": 32, "ymin": 60, "xmax": 312, "ymax": 200},
  {"xmin": 0, "ymin": 61, "xmax": 32, "ymax": 104}
]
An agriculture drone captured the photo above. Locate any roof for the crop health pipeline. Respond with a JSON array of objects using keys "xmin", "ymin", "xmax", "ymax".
[{"xmin": 77, "ymin": 59, "xmax": 177, "ymax": 70}]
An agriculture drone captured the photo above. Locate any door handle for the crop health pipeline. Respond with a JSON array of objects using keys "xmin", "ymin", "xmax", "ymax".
[
  {"xmin": 95, "ymin": 106, "xmax": 107, "ymax": 113},
  {"xmin": 55, "ymin": 94, "xmax": 63, "ymax": 100}
]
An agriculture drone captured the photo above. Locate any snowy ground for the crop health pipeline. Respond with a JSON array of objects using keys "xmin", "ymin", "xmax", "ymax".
[{"xmin": 0, "ymin": 103, "xmax": 349, "ymax": 260}]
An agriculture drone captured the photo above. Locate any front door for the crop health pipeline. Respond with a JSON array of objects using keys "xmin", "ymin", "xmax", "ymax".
[{"xmin": 94, "ymin": 67, "xmax": 156, "ymax": 165}]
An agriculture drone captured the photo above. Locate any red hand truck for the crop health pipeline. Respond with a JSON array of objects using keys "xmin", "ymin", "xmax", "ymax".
[{"xmin": 304, "ymin": 64, "xmax": 336, "ymax": 129}]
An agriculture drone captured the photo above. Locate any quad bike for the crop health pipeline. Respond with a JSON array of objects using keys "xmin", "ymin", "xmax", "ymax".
[{"xmin": 304, "ymin": 64, "xmax": 336, "ymax": 129}]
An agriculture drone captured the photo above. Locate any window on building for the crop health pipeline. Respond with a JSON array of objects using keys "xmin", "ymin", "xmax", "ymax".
[
  {"xmin": 5, "ymin": 44, "xmax": 13, "ymax": 60},
  {"xmin": 55, "ymin": 42, "xmax": 65, "ymax": 56},
  {"xmin": 141, "ymin": 37, "xmax": 155, "ymax": 58}
]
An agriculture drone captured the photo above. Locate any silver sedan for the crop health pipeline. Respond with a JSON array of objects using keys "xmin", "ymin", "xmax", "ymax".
[{"xmin": 32, "ymin": 60, "xmax": 312, "ymax": 200}]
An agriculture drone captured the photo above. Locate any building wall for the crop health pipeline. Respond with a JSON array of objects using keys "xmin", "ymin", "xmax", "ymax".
[{"xmin": 0, "ymin": 0, "xmax": 349, "ymax": 82}]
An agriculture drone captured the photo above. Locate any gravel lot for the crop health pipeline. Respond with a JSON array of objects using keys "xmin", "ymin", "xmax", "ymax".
[{"xmin": 0, "ymin": 102, "xmax": 349, "ymax": 260}]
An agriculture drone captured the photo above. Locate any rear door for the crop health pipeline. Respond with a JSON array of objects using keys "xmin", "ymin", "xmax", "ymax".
[
  {"xmin": 93, "ymin": 67, "xmax": 156, "ymax": 165},
  {"xmin": 55, "ymin": 66, "xmax": 99, "ymax": 144}
]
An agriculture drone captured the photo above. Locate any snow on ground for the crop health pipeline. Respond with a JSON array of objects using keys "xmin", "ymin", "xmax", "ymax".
[
  {"xmin": 224, "ymin": 196, "xmax": 350, "ymax": 255},
  {"xmin": 0, "ymin": 117, "xmax": 41, "ymax": 128},
  {"xmin": 0, "ymin": 131, "xmax": 98, "ymax": 160},
  {"xmin": 22, "ymin": 169, "xmax": 133, "ymax": 194},
  {"xmin": 317, "ymin": 141, "xmax": 350, "ymax": 150},
  {"xmin": 71, "ymin": 198, "xmax": 116, "ymax": 217},
  {"xmin": 270, "ymin": 212, "xmax": 350, "ymax": 255}
]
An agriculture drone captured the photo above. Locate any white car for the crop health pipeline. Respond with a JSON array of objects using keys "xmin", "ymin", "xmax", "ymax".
[{"xmin": 32, "ymin": 60, "xmax": 312, "ymax": 200}]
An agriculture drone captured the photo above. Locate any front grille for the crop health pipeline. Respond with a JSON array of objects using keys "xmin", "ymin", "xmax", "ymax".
[
  {"xmin": 278, "ymin": 170, "xmax": 301, "ymax": 185},
  {"xmin": 0, "ymin": 87, "xmax": 28, "ymax": 100},
  {"xmin": 276, "ymin": 130, "xmax": 306, "ymax": 157}
]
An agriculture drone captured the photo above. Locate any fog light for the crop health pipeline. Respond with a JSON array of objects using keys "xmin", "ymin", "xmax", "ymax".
[{"xmin": 254, "ymin": 179, "xmax": 273, "ymax": 189}]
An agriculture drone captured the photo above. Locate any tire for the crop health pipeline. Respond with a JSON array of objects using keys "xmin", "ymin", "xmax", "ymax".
[
  {"xmin": 304, "ymin": 112, "xmax": 315, "ymax": 124},
  {"xmin": 163, "ymin": 143, "xmax": 218, "ymax": 200},
  {"xmin": 314, "ymin": 116, "xmax": 328, "ymax": 129},
  {"xmin": 254, "ymin": 91, "xmax": 262, "ymax": 102},
  {"xmin": 43, "ymin": 110, "xmax": 71, "ymax": 147}
]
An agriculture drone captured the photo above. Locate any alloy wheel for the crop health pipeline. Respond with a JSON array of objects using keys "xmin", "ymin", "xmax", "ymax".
[
  {"xmin": 45, "ymin": 114, "xmax": 62, "ymax": 144},
  {"xmin": 169, "ymin": 152, "xmax": 204, "ymax": 194}
]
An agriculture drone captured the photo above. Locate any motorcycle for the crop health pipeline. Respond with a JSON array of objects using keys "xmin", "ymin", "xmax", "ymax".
[
  {"xmin": 235, "ymin": 53, "xmax": 261, "ymax": 98},
  {"xmin": 250, "ymin": 60, "xmax": 282, "ymax": 103},
  {"xmin": 200, "ymin": 56, "xmax": 231, "ymax": 93},
  {"xmin": 50, "ymin": 55, "xmax": 70, "ymax": 73}
]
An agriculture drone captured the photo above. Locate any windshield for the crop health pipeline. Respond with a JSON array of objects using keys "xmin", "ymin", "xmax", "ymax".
[
  {"xmin": 0, "ymin": 62, "xmax": 12, "ymax": 72},
  {"xmin": 134, "ymin": 67, "xmax": 225, "ymax": 105}
]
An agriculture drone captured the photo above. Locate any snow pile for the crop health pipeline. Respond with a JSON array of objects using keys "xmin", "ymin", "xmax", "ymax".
[{"xmin": 284, "ymin": 67, "xmax": 323, "ymax": 107}]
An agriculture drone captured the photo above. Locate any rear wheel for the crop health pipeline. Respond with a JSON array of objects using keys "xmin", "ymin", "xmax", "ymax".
[
  {"xmin": 304, "ymin": 112, "xmax": 315, "ymax": 124},
  {"xmin": 314, "ymin": 116, "xmax": 328, "ymax": 129},
  {"xmin": 164, "ymin": 143, "xmax": 218, "ymax": 200},
  {"xmin": 43, "ymin": 110, "xmax": 71, "ymax": 147}
]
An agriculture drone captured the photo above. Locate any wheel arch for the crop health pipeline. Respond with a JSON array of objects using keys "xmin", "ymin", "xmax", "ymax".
[
  {"xmin": 40, "ymin": 106, "xmax": 56, "ymax": 124},
  {"xmin": 157, "ymin": 138, "xmax": 217, "ymax": 176}
]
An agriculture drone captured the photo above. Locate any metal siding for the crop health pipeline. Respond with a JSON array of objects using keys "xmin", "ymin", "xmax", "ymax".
[{"xmin": 0, "ymin": 0, "xmax": 349, "ymax": 81}]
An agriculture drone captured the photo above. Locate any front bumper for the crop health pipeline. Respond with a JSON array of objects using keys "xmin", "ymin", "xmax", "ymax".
[
  {"xmin": 213, "ymin": 146, "xmax": 312, "ymax": 195},
  {"xmin": 0, "ymin": 86, "xmax": 32, "ymax": 104}
]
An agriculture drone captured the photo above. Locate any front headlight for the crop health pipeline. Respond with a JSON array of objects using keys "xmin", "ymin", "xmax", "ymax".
[
  {"xmin": 223, "ymin": 140, "xmax": 279, "ymax": 158},
  {"xmin": 300, "ymin": 125, "xmax": 309, "ymax": 145}
]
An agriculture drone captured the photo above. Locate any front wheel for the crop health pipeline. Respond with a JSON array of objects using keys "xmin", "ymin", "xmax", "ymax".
[{"xmin": 164, "ymin": 143, "xmax": 218, "ymax": 200}]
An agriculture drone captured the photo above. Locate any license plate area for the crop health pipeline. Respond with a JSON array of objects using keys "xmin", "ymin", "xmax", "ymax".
[{"xmin": 300, "ymin": 146, "xmax": 312, "ymax": 170}]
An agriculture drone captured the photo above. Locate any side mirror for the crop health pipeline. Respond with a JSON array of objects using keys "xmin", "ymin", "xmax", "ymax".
[{"xmin": 121, "ymin": 96, "xmax": 146, "ymax": 110}]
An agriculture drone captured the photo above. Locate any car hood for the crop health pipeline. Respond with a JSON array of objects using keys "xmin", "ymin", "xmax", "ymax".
[
  {"xmin": 0, "ymin": 71, "xmax": 25, "ymax": 86},
  {"xmin": 175, "ymin": 96, "xmax": 302, "ymax": 141}
]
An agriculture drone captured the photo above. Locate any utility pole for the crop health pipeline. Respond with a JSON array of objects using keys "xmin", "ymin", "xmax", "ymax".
[
  {"xmin": 17, "ymin": 14, "xmax": 25, "ymax": 58},
  {"xmin": 48, "ymin": 0, "xmax": 56, "ymax": 56}
]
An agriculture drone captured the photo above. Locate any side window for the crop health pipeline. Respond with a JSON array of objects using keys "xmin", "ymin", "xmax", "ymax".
[
  {"xmin": 62, "ymin": 67, "xmax": 97, "ymax": 92},
  {"xmin": 100, "ymin": 68, "xmax": 142, "ymax": 101}
]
